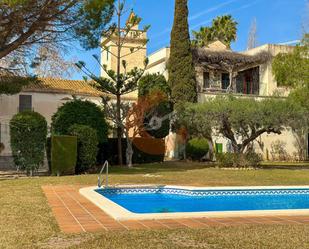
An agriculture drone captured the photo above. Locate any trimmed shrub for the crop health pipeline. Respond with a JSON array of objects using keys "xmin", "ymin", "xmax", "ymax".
[
  {"xmin": 216, "ymin": 152, "xmax": 262, "ymax": 168},
  {"xmin": 186, "ymin": 138, "xmax": 209, "ymax": 161},
  {"xmin": 46, "ymin": 137, "xmax": 51, "ymax": 173},
  {"xmin": 10, "ymin": 111, "xmax": 47, "ymax": 175},
  {"xmin": 51, "ymin": 99, "xmax": 108, "ymax": 143},
  {"xmin": 69, "ymin": 124, "xmax": 98, "ymax": 173},
  {"xmin": 51, "ymin": 135, "xmax": 77, "ymax": 176}
]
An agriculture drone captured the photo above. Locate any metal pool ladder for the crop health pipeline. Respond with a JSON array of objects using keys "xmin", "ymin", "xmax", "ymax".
[{"xmin": 98, "ymin": 160, "xmax": 109, "ymax": 188}]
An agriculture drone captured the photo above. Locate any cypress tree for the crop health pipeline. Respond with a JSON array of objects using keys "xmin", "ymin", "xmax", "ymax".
[{"xmin": 168, "ymin": 0, "xmax": 197, "ymax": 105}]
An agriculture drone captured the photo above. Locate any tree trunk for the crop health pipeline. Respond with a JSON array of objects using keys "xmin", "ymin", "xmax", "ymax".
[
  {"xmin": 293, "ymin": 128, "xmax": 307, "ymax": 161},
  {"xmin": 116, "ymin": 0, "xmax": 123, "ymax": 166},
  {"xmin": 227, "ymin": 70, "xmax": 233, "ymax": 92},
  {"xmin": 116, "ymin": 94, "xmax": 123, "ymax": 166},
  {"xmin": 208, "ymin": 137, "xmax": 215, "ymax": 161},
  {"xmin": 126, "ymin": 139, "xmax": 133, "ymax": 167},
  {"xmin": 183, "ymin": 142, "xmax": 187, "ymax": 160}
]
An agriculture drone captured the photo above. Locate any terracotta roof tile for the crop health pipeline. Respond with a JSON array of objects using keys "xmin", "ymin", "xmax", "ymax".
[
  {"xmin": 23, "ymin": 78, "xmax": 102, "ymax": 96},
  {"xmin": 22, "ymin": 78, "xmax": 137, "ymax": 100}
]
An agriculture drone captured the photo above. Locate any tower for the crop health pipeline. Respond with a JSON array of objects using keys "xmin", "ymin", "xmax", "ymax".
[{"xmin": 100, "ymin": 11, "xmax": 147, "ymax": 77}]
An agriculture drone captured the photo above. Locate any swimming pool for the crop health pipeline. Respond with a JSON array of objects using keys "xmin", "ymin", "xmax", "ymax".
[{"xmin": 80, "ymin": 185, "xmax": 309, "ymax": 220}]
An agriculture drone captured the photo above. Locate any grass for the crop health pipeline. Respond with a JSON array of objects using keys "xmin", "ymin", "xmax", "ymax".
[{"xmin": 1, "ymin": 162, "xmax": 309, "ymax": 249}]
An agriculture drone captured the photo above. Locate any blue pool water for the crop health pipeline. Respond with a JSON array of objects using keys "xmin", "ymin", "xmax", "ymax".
[{"xmin": 95, "ymin": 188, "xmax": 309, "ymax": 214}]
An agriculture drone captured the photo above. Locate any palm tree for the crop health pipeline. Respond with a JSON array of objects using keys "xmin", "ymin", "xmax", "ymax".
[
  {"xmin": 192, "ymin": 26, "xmax": 213, "ymax": 47},
  {"xmin": 211, "ymin": 15, "xmax": 237, "ymax": 47},
  {"xmin": 192, "ymin": 15, "xmax": 238, "ymax": 48}
]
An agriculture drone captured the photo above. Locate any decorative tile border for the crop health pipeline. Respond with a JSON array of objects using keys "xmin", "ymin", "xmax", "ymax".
[
  {"xmin": 44, "ymin": 185, "xmax": 309, "ymax": 233},
  {"xmin": 97, "ymin": 187, "xmax": 309, "ymax": 197},
  {"xmin": 80, "ymin": 185, "xmax": 309, "ymax": 221}
]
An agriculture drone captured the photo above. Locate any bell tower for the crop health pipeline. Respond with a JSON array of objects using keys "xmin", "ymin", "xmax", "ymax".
[{"xmin": 100, "ymin": 11, "xmax": 147, "ymax": 77}]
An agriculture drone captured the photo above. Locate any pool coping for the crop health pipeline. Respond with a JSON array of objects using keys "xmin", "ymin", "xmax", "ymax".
[{"xmin": 79, "ymin": 185, "xmax": 309, "ymax": 221}]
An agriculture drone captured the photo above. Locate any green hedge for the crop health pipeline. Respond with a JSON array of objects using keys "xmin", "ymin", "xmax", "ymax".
[
  {"xmin": 51, "ymin": 135, "xmax": 77, "ymax": 176},
  {"xmin": 10, "ymin": 111, "xmax": 47, "ymax": 175},
  {"xmin": 51, "ymin": 99, "xmax": 108, "ymax": 143},
  {"xmin": 97, "ymin": 138, "xmax": 165, "ymax": 165},
  {"xmin": 69, "ymin": 124, "xmax": 98, "ymax": 173},
  {"xmin": 186, "ymin": 138, "xmax": 209, "ymax": 161}
]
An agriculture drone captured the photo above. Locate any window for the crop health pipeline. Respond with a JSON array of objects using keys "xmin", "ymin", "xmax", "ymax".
[
  {"xmin": 203, "ymin": 72, "xmax": 210, "ymax": 89},
  {"xmin": 236, "ymin": 67, "xmax": 260, "ymax": 95},
  {"xmin": 221, "ymin": 73, "xmax": 230, "ymax": 89},
  {"xmin": 19, "ymin": 95, "xmax": 32, "ymax": 112}
]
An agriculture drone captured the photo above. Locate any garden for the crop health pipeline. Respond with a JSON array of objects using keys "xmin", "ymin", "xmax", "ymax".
[
  {"xmin": 2, "ymin": 163, "xmax": 309, "ymax": 249},
  {"xmin": 0, "ymin": 0, "xmax": 309, "ymax": 248}
]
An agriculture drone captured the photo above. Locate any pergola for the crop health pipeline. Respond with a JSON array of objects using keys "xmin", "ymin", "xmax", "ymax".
[{"xmin": 192, "ymin": 48, "xmax": 271, "ymax": 92}]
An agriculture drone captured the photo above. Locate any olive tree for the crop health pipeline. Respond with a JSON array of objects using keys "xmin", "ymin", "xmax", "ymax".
[
  {"xmin": 174, "ymin": 102, "xmax": 213, "ymax": 159},
  {"xmin": 286, "ymin": 87, "xmax": 309, "ymax": 160},
  {"xmin": 179, "ymin": 96, "xmax": 294, "ymax": 154}
]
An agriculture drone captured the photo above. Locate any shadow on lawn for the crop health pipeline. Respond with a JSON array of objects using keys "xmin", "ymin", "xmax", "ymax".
[{"xmin": 107, "ymin": 161, "xmax": 215, "ymax": 175}]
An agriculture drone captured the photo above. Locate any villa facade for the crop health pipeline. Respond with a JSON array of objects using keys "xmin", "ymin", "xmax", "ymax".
[{"xmin": 145, "ymin": 41, "xmax": 306, "ymax": 161}]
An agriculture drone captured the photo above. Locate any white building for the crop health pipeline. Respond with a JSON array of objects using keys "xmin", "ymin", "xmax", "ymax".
[
  {"xmin": 0, "ymin": 78, "xmax": 136, "ymax": 169},
  {"xmin": 145, "ymin": 41, "xmax": 306, "ymax": 160}
]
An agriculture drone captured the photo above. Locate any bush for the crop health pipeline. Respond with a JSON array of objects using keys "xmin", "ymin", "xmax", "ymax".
[
  {"xmin": 51, "ymin": 99, "xmax": 108, "ymax": 143},
  {"xmin": 97, "ymin": 138, "xmax": 165, "ymax": 166},
  {"xmin": 51, "ymin": 135, "xmax": 77, "ymax": 176},
  {"xmin": 216, "ymin": 152, "xmax": 235, "ymax": 167},
  {"xmin": 69, "ymin": 124, "xmax": 98, "ymax": 173},
  {"xmin": 245, "ymin": 152, "xmax": 262, "ymax": 167},
  {"xmin": 216, "ymin": 152, "xmax": 262, "ymax": 168},
  {"xmin": 186, "ymin": 138, "xmax": 209, "ymax": 161},
  {"xmin": 10, "ymin": 111, "xmax": 47, "ymax": 175}
]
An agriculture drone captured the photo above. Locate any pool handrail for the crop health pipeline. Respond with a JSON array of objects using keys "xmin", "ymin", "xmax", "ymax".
[{"xmin": 98, "ymin": 160, "xmax": 109, "ymax": 188}]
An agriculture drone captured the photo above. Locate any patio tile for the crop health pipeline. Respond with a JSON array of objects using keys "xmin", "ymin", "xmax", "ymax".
[
  {"xmin": 138, "ymin": 220, "xmax": 166, "ymax": 229},
  {"xmin": 119, "ymin": 220, "xmax": 149, "ymax": 230},
  {"xmin": 42, "ymin": 185, "xmax": 309, "ymax": 233},
  {"xmin": 158, "ymin": 219, "xmax": 188, "ymax": 228},
  {"xmin": 174, "ymin": 219, "xmax": 207, "ymax": 228}
]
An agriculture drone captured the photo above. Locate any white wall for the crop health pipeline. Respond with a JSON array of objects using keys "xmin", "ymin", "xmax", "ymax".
[
  {"xmin": 146, "ymin": 47, "xmax": 170, "ymax": 79},
  {"xmin": 0, "ymin": 92, "xmax": 101, "ymax": 156}
]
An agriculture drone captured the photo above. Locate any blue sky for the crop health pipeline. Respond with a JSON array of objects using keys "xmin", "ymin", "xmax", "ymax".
[{"xmin": 71, "ymin": 0, "xmax": 307, "ymax": 79}]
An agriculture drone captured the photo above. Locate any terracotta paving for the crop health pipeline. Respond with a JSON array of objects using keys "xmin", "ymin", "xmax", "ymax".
[{"xmin": 42, "ymin": 185, "xmax": 309, "ymax": 234}]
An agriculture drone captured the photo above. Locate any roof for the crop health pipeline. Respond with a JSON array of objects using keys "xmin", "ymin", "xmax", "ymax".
[
  {"xmin": 192, "ymin": 48, "xmax": 271, "ymax": 71},
  {"xmin": 205, "ymin": 40, "xmax": 230, "ymax": 51},
  {"xmin": 23, "ymin": 78, "xmax": 102, "ymax": 96},
  {"xmin": 22, "ymin": 78, "xmax": 137, "ymax": 100}
]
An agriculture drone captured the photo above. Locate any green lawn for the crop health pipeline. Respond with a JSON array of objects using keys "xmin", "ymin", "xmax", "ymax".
[{"xmin": 1, "ymin": 162, "xmax": 309, "ymax": 249}]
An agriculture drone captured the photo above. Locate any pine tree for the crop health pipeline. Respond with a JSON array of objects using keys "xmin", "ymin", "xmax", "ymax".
[{"xmin": 168, "ymin": 0, "xmax": 197, "ymax": 105}]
